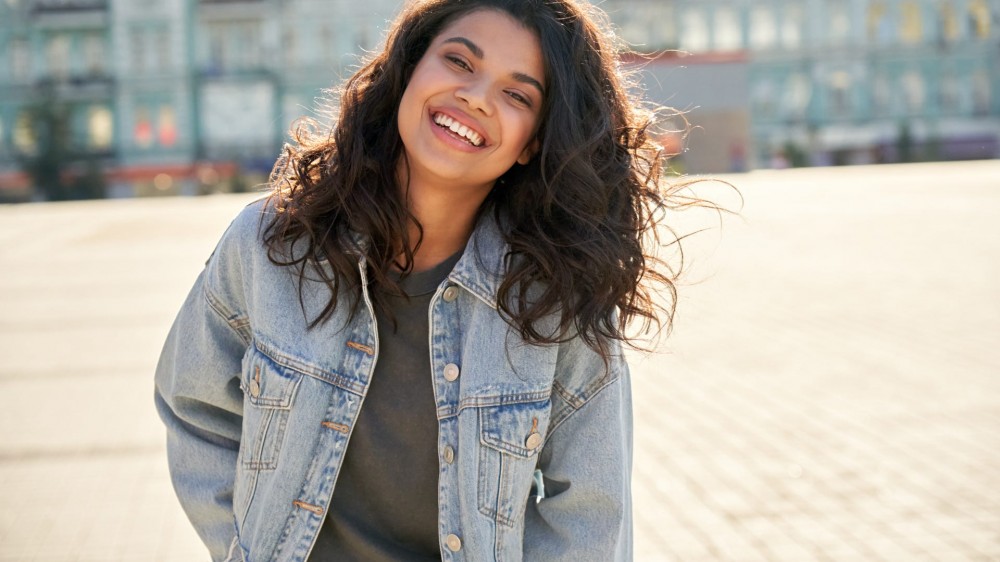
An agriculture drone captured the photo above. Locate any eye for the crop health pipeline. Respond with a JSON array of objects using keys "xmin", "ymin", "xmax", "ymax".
[
  {"xmin": 445, "ymin": 55, "xmax": 472, "ymax": 72},
  {"xmin": 506, "ymin": 90, "xmax": 531, "ymax": 107}
]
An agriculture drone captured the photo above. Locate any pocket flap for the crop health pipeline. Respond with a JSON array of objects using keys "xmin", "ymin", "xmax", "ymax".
[
  {"xmin": 241, "ymin": 347, "xmax": 302, "ymax": 409},
  {"xmin": 479, "ymin": 399, "xmax": 551, "ymax": 458}
]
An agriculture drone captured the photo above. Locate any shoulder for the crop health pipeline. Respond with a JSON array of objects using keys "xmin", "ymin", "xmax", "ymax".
[
  {"xmin": 202, "ymin": 196, "xmax": 274, "ymax": 296},
  {"xmin": 216, "ymin": 196, "xmax": 272, "ymax": 253},
  {"xmin": 554, "ymin": 333, "xmax": 626, "ymax": 403}
]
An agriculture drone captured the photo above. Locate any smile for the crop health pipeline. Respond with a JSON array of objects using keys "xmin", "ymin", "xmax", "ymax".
[{"xmin": 432, "ymin": 112, "xmax": 485, "ymax": 147}]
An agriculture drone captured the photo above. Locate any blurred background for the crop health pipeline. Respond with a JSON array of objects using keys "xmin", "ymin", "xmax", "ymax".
[{"xmin": 0, "ymin": 0, "xmax": 997, "ymax": 202}]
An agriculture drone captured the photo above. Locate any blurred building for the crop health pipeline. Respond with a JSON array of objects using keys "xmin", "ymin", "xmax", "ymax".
[
  {"xmin": 0, "ymin": 0, "xmax": 398, "ymax": 197},
  {"xmin": 1, "ymin": 0, "xmax": 997, "ymax": 193},
  {"xmin": 605, "ymin": 0, "xmax": 1000, "ymax": 170}
]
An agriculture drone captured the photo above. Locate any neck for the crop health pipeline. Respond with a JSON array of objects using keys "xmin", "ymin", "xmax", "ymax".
[{"xmin": 398, "ymin": 167, "xmax": 493, "ymax": 272}]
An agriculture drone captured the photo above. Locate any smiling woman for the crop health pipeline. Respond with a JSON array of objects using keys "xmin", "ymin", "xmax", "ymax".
[
  {"xmin": 155, "ymin": 1, "xmax": 686, "ymax": 561},
  {"xmin": 397, "ymin": 10, "xmax": 544, "ymax": 226}
]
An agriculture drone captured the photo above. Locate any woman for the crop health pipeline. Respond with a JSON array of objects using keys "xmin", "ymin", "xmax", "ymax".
[{"xmin": 155, "ymin": 0, "xmax": 679, "ymax": 560}]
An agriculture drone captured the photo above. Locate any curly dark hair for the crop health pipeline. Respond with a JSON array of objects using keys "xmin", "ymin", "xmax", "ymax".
[{"xmin": 264, "ymin": 0, "xmax": 692, "ymax": 358}]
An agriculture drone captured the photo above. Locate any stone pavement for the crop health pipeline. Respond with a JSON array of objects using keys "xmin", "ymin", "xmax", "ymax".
[{"xmin": 0, "ymin": 161, "xmax": 998, "ymax": 561}]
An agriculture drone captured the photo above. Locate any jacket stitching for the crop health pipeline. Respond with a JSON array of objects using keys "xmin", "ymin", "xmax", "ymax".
[
  {"xmin": 203, "ymin": 284, "xmax": 252, "ymax": 346},
  {"xmin": 253, "ymin": 339, "xmax": 366, "ymax": 396},
  {"xmin": 435, "ymin": 390, "xmax": 551, "ymax": 419},
  {"xmin": 545, "ymin": 373, "xmax": 622, "ymax": 443}
]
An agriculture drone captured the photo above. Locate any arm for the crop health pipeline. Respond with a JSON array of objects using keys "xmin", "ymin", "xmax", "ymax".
[
  {"xmin": 523, "ymin": 349, "xmax": 633, "ymax": 560},
  {"xmin": 154, "ymin": 261, "xmax": 249, "ymax": 561}
]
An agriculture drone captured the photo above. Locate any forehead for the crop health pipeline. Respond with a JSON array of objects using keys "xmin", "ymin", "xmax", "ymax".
[{"xmin": 432, "ymin": 9, "xmax": 545, "ymax": 80}]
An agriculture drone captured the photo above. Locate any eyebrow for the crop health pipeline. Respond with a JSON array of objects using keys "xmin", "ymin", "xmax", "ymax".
[{"xmin": 442, "ymin": 36, "xmax": 546, "ymax": 96}]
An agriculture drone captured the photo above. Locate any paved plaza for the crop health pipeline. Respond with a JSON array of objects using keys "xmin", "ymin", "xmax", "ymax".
[{"xmin": 0, "ymin": 161, "xmax": 997, "ymax": 561}]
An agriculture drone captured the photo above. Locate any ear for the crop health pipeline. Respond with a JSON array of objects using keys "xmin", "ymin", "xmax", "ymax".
[{"xmin": 516, "ymin": 138, "xmax": 540, "ymax": 165}]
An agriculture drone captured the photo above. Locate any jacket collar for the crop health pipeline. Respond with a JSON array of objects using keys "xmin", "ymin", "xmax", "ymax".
[
  {"xmin": 447, "ymin": 211, "xmax": 507, "ymax": 310},
  {"xmin": 348, "ymin": 211, "xmax": 509, "ymax": 310}
]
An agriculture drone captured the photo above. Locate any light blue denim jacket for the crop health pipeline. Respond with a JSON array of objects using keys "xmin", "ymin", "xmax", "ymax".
[{"xmin": 154, "ymin": 198, "xmax": 633, "ymax": 562}]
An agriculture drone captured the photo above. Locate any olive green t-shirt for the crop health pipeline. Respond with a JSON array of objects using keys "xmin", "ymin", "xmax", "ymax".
[{"xmin": 308, "ymin": 251, "xmax": 462, "ymax": 561}]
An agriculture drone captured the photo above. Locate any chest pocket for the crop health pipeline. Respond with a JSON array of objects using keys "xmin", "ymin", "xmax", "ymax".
[
  {"xmin": 239, "ymin": 347, "xmax": 302, "ymax": 471},
  {"xmin": 477, "ymin": 398, "xmax": 551, "ymax": 527}
]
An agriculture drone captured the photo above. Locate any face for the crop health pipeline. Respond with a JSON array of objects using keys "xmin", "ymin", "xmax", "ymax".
[{"xmin": 397, "ymin": 9, "xmax": 545, "ymax": 196}]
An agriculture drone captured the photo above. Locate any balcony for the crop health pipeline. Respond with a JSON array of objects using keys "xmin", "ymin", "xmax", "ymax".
[
  {"xmin": 31, "ymin": 0, "xmax": 107, "ymax": 13},
  {"xmin": 198, "ymin": 0, "xmax": 271, "ymax": 21},
  {"xmin": 31, "ymin": 0, "xmax": 108, "ymax": 27}
]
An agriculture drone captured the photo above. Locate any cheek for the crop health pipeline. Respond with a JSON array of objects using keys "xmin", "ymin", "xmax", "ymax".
[{"xmin": 505, "ymin": 112, "xmax": 539, "ymax": 150}]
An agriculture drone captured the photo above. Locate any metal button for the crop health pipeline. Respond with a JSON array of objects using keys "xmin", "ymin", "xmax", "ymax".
[
  {"xmin": 525, "ymin": 432, "xmax": 542, "ymax": 450},
  {"xmin": 443, "ymin": 363, "xmax": 460, "ymax": 382},
  {"xmin": 445, "ymin": 533, "xmax": 462, "ymax": 552},
  {"xmin": 249, "ymin": 379, "xmax": 261, "ymax": 398},
  {"xmin": 442, "ymin": 286, "xmax": 459, "ymax": 302},
  {"xmin": 443, "ymin": 445, "xmax": 455, "ymax": 464}
]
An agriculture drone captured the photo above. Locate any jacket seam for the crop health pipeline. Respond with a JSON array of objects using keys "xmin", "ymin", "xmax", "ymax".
[
  {"xmin": 546, "ymin": 372, "xmax": 622, "ymax": 442},
  {"xmin": 204, "ymin": 283, "xmax": 252, "ymax": 346},
  {"xmin": 252, "ymin": 338, "xmax": 367, "ymax": 396}
]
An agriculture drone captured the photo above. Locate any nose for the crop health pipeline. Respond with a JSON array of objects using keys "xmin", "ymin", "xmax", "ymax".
[{"xmin": 455, "ymin": 80, "xmax": 493, "ymax": 116}]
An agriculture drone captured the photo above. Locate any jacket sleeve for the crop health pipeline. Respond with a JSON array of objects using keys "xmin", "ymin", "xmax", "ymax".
[
  {"xmin": 154, "ymin": 240, "xmax": 250, "ymax": 562},
  {"xmin": 523, "ymin": 341, "xmax": 634, "ymax": 560}
]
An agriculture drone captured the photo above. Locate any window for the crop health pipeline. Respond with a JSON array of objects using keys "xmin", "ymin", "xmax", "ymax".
[
  {"xmin": 14, "ymin": 111, "xmax": 35, "ymax": 153},
  {"xmin": 750, "ymin": 6, "xmax": 777, "ymax": 49},
  {"xmin": 828, "ymin": 2, "xmax": 851, "ymax": 45},
  {"xmin": 973, "ymin": 70, "xmax": 991, "ymax": 114},
  {"xmin": 9, "ymin": 38, "xmax": 30, "ymax": 82},
  {"xmin": 939, "ymin": 69, "xmax": 960, "ymax": 113},
  {"xmin": 902, "ymin": 70, "xmax": 925, "ymax": 113},
  {"xmin": 46, "ymin": 35, "xmax": 71, "ymax": 79},
  {"xmin": 829, "ymin": 70, "xmax": 852, "ymax": 117},
  {"xmin": 618, "ymin": 11, "xmax": 648, "ymax": 49},
  {"xmin": 752, "ymin": 78, "xmax": 776, "ymax": 117},
  {"xmin": 970, "ymin": 0, "xmax": 991, "ymax": 39},
  {"xmin": 155, "ymin": 28, "xmax": 171, "ymax": 73},
  {"xmin": 234, "ymin": 21, "xmax": 261, "ymax": 69},
  {"xmin": 782, "ymin": 4, "xmax": 804, "ymax": 48},
  {"xmin": 900, "ymin": 2, "xmax": 924, "ymax": 44},
  {"xmin": 784, "ymin": 73, "xmax": 812, "ymax": 118},
  {"xmin": 873, "ymin": 72, "xmax": 892, "ymax": 116},
  {"xmin": 940, "ymin": 2, "xmax": 960, "ymax": 42},
  {"xmin": 206, "ymin": 22, "xmax": 227, "ymax": 72},
  {"xmin": 680, "ymin": 8, "xmax": 709, "ymax": 52},
  {"xmin": 87, "ymin": 106, "xmax": 113, "ymax": 149},
  {"xmin": 84, "ymin": 34, "xmax": 105, "ymax": 75},
  {"xmin": 130, "ymin": 27, "xmax": 146, "ymax": 74},
  {"xmin": 868, "ymin": 2, "xmax": 893, "ymax": 44},
  {"xmin": 158, "ymin": 105, "xmax": 176, "ymax": 147},
  {"xmin": 647, "ymin": 3, "xmax": 679, "ymax": 49},
  {"xmin": 282, "ymin": 29, "xmax": 297, "ymax": 68},
  {"xmin": 714, "ymin": 6, "xmax": 742, "ymax": 51},
  {"xmin": 134, "ymin": 107, "xmax": 153, "ymax": 148},
  {"xmin": 612, "ymin": 0, "xmax": 677, "ymax": 52}
]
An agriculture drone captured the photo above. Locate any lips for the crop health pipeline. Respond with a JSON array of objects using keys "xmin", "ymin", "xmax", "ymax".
[{"xmin": 432, "ymin": 111, "xmax": 485, "ymax": 147}]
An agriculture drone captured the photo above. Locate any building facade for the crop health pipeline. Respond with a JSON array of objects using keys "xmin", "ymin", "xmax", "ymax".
[
  {"xmin": 1, "ymin": 0, "xmax": 997, "ymax": 193},
  {"xmin": 605, "ymin": 0, "xmax": 1000, "ymax": 169},
  {"xmin": 0, "ymin": 0, "xmax": 399, "ymax": 198}
]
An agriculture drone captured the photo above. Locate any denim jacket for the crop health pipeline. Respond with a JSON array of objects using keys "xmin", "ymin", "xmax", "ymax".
[{"xmin": 154, "ymin": 198, "xmax": 633, "ymax": 562}]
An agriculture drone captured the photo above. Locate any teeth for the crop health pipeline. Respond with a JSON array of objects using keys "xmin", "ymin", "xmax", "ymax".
[{"xmin": 433, "ymin": 112, "xmax": 483, "ymax": 147}]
